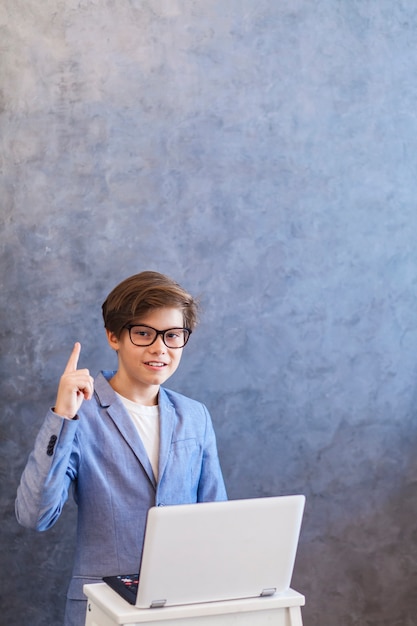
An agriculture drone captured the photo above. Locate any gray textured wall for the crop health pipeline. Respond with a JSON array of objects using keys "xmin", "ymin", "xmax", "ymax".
[{"xmin": 2, "ymin": 1, "xmax": 417, "ymax": 625}]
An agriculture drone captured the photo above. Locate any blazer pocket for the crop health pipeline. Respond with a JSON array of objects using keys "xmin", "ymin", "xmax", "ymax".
[
  {"xmin": 168, "ymin": 438, "xmax": 200, "ymax": 492},
  {"xmin": 169, "ymin": 438, "xmax": 198, "ymax": 459},
  {"xmin": 67, "ymin": 576, "xmax": 103, "ymax": 600}
]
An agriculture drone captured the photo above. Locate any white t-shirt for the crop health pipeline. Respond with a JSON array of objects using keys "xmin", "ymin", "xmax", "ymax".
[{"xmin": 116, "ymin": 393, "xmax": 160, "ymax": 481}]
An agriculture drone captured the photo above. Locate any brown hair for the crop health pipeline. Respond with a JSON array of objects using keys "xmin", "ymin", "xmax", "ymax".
[{"xmin": 102, "ymin": 271, "xmax": 199, "ymax": 338}]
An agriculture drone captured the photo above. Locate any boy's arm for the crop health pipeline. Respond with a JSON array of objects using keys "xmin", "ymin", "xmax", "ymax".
[
  {"xmin": 15, "ymin": 342, "xmax": 93, "ymax": 530},
  {"xmin": 197, "ymin": 406, "xmax": 227, "ymax": 502},
  {"xmin": 15, "ymin": 410, "xmax": 80, "ymax": 531}
]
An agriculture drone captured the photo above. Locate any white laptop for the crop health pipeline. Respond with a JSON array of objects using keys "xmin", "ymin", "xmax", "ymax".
[{"xmin": 103, "ymin": 494, "xmax": 305, "ymax": 609}]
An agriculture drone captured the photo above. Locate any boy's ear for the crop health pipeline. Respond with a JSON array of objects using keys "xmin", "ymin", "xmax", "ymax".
[{"xmin": 106, "ymin": 329, "xmax": 120, "ymax": 351}]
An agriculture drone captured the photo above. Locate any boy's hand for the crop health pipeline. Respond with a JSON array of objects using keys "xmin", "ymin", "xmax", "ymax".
[{"xmin": 54, "ymin": 343, "xmax": 94, "ymax": 419}]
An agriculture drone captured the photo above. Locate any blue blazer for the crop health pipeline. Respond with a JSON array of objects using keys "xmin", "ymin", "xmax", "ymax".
[{"xmin": 16, "ymin": 372, "xmax": 227, "ymax": 625}]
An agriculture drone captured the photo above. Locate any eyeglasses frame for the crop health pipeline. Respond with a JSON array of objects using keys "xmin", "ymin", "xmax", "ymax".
[{"xmin": 124, "ymin": 324, "xmax": 192, "ymax": 349}]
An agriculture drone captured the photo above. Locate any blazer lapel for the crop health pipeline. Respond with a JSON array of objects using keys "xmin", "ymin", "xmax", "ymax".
[
  {"xmin": 157, "ymin": 388, "xmax": 176, "ymax": 484},
  {"xmin": 96, "ymin": 372, "xmax": 157, "ymax": 488}
]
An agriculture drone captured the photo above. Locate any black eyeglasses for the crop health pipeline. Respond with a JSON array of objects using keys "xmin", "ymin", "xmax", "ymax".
[{"xmin": 124, "ymin": 324, "xmax": 192, "ymax": 349}]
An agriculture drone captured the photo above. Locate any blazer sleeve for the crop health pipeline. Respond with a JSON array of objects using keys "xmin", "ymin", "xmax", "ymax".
[
  {"xmin": 196, "ymin": 404, "xmax": 227, "ymax": 502},
  {"xmin": 15, "ymin": 409, "xmax": 80, "ymax": 531}
]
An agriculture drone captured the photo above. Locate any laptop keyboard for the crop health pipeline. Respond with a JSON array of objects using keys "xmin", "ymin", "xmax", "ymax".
[{"xmin": 117, "ymin": 574, "xmax": 139, "ymax": 596}]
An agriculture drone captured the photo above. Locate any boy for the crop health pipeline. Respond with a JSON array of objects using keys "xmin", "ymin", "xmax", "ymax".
[{"xmin": 16, "ymin": 271, "xmax": 227, "ymax": 626}]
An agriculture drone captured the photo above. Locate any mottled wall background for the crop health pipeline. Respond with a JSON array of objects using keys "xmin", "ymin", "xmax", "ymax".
[{"xmin": 2, "ymin": 1, "xmax": 417, "ymax": 625}]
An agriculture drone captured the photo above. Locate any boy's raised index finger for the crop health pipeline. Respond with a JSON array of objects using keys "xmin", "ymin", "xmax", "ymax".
[{"xmin": 63, "ymin": 342, "xmax": 81, "ymax": 373}]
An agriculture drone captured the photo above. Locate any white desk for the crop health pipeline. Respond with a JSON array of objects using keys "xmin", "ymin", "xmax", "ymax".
[{"xmin": 84, "ymin": 583, "xmax": 305, "ymax": 626}]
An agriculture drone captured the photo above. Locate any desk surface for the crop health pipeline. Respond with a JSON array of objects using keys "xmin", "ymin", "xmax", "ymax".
[{"xmin": 84, "ymin": 583, "xmax": 305, "ymax": 624}]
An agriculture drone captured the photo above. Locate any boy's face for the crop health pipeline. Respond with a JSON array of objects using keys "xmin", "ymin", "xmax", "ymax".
[{"xmin": 106, "ymin": 307, "xmax": 186, "ymax": 401}]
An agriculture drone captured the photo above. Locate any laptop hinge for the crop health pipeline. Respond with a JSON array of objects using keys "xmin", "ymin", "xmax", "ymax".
[
  {"xmin": 150, "ymin": 599, "xmax": 167, "ymax": 608},
  {"xmin": 260, "ymin": 588, "xmax": 277, "ymax": 597}
]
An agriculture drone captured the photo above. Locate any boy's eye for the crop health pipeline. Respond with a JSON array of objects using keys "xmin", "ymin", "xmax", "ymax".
[{"xmin": 132, "ymin": 327, "xmax": 153, "ymax": 338}]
